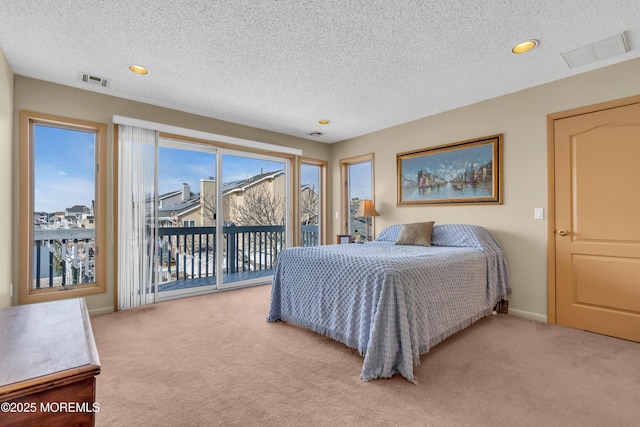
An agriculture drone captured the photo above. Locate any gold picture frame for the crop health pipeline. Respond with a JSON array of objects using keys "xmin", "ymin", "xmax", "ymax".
[{"xmin": 397, "ymin": 134, "xmax": 503, "ymax": 206}]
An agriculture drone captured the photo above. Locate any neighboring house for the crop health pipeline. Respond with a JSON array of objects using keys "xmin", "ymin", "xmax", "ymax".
[
  {"xmin": 56, "ymin": 204, "xmax": 95, "ymax": 228},
  {"xmin": 300, "ymin": 184, "xmax": 319, "ymax": 226},
  {"xmin": 65, "ymin": 204, "xmax": 91, "ymax": 220},
  {"xmin": 222, "ymin": 170, "xmax": 285, "ymax": 226},
  {"xmin": 156, "ymin": 170, "xmax": 286, "ymax": 228},
  {"xmin": 157, "ymin": 183, "xmax": 201, "ymax": 227},
  {"xmin": 33, "ymin": 211, "xmax": 48, "ymax": 226},
  {"xmin": 81, "ymin": 214, "xmax": 95, "ymax": 229}
]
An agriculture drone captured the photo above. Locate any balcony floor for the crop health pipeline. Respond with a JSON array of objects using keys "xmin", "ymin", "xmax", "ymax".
[{"xmin": 157, "ymin": 269, "xmax": 274, "ymax": 292}]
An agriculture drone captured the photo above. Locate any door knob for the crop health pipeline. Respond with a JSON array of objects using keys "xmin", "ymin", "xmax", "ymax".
[{"xmin": 558, "ymin": 229, "xmax": 569, "ymax": 236}]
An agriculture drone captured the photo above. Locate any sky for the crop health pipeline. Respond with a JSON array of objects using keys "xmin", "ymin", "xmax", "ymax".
[
  {"xmin": 158, "ymin": 148, "xmax": 292, "ymax": 195},
  {"xmin": 33, "ymin": 126, "xmax": 326, "ymax": 212},
  {"xmin": 401, "ymin": 144, "xmax": 493, "ymax": 183},
  {"xmin": 34, "ymin": 125, "xmax": 96, "ymax": 213},
  {"xmin": 348, "ymin": 161, "xmax": 372, "ymax": 200}
]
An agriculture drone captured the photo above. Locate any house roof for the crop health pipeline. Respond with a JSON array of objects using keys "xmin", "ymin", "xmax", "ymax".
[
  {"xmin": 1, "ymin": 1, "xmax": 638, "ymax": 144},
  {"xmin": 223, "ymin": 170, "xmax": 284, "ymax": 195},
  {"xmin": 300, "ymin": 184, "xmax": 318, "ymax": 195},
  {"xmin": 158, "ymin": 190, "xmax": 182, "ymax": 200},
  {"xmin": 66, "ymin": 205, "xmax": 90, "ymax": 213},
  {"xmin": 156, "ymin": 170, "xmax": 284, "ymax": 217},
  {"xmin": 157, "ymin": 193, "xmax": 200, "ymax": 215}
]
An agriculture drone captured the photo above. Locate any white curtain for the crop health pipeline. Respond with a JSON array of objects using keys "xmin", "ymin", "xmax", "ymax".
[{"xmin": 118, "ymin": 125, "xmax": 158, "ymax": 310}]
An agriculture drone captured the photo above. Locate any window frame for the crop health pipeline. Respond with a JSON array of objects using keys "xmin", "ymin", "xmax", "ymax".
[
  {"xmin": 339, "ymin": 153, "xmax": 375, "ymax": 236},
  {"xmin": 19, "ymin": 111, "xmax": 107, "ymax": 304}
]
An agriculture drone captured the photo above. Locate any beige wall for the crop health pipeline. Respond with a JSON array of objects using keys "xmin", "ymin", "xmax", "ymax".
[
  {"xmin": 0, "ymin": 48, "xmax": 13, "ymax": 308},
  {"xmin": 330, "ymin": 57, "xmax": 640, "ymax": 322},
  {"xmin": 11, "ymin": 59, "xmax": 640, "ymax": 320},
  {"xmin": 12, "ymin": 77, "xmax": 330, "ymax": 314}
]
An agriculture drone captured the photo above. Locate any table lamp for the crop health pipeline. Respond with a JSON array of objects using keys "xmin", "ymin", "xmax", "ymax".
[{"xmin": 355, "ymin": 199, "xmax": 380, "ymax": 241}]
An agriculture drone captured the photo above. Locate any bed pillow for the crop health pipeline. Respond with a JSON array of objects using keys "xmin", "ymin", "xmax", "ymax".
[
  {"xmin": 431, "ymin": 224, "xmax": 487, "ymax": 248},
  {"xmin": 395, "ymin": 222, "xmax": 435, "ymax": 246},
  {"xmin": 375, "ymin": 224, "xmax": 402, "ymax": 242}
]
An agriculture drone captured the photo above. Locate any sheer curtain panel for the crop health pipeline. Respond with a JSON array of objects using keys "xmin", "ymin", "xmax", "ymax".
[{"xmin": 118, "ymin": 125, "xmax": 158, "ymax": 310}]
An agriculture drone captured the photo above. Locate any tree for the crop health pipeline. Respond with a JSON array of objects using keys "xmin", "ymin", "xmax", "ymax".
[
  {"xmin": 227, "ymin": 183, "xmax": 286, "ymax": 271},
  {"xmin": 300, "ymin": 182, "xmax": 319, "ymax": 225},
  {"xmin": 199, "ymin": 192, "xmax": 218, "ymax": 226},
  {"xmin": 229, "ymin": 184, "xmax": 285, "ymax": 226}
]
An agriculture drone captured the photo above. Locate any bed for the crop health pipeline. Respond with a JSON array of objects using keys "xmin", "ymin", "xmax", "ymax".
[{"xmin": 267, "ymin": 223, "xmax": 511, "ymax": 383}]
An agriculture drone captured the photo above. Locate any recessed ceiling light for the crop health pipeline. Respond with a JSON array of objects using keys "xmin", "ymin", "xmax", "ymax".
[
  {"xmin": 318, "ymin": 119, "xmax": 331, "ymax": 125},
  {"xmin": 512, "ymin": 39, "xmax": 539, "ymax": 54},
  {"xmin": 128, "ymin": 64, "xmax": 150, "ymax": 75}
]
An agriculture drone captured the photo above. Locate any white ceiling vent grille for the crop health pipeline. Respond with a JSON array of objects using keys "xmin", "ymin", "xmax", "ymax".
[
  {"xmin": 560, "ymin": 33, "xmax": 629, "ymax": 68},
  {"xmin": 78, "ymin": 71, "xmax": 110, "ymax": 88}
]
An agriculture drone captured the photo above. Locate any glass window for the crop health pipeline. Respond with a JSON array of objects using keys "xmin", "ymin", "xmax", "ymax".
[
  {"xmin": 19, "ymin": 112, "xmax": 106, "ymax": 303},
  {"xmin": 300, "ymin": 159, "xmax": 327, "ymax": 246},
  {"xmin": 340, "ymin": 154, "xmax": 375, "ymax": 241}
]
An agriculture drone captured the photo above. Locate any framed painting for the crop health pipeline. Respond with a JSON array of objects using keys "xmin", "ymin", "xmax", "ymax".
[{"xmin": 397, "ymin": 134, "xmax": 503, "ymax": 206}]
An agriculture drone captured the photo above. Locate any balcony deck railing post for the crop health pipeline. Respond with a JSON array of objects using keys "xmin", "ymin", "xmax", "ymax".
[
  {"xmin": 228, "ymin": 225, "xmax": 237, "ymax": 274},
  {"xmin": 205, "ymin": 233, "xmax": 209, "ymax": 277},
  {"xmin": 213, "ymin": 229, "xmax": 217, "ymax": 277},
  {"xmin": 182, "ymin": 235, "xmax": 187, "ymax": 280},
  {"xmin": 48, "ymin": 241, "xmax": 54, "ymax": 288},
  {"xmin": 61, "ymin": 239, "xmax": 67, "ymax": 286},
  {"xmin": 175, "ymin": 236, "xmax": 180, "ymax": 281},
  {"xmin": 73, "ymin": 238, "xmax": 79, "ymax": 284},
  {"xmin": 198, "ymin": 233, "xmax": 202, "ymax": 278},
  {"xmin": 190, "ymin": 231, "xmax": 195, "ymax": 278},
  {"xmin": 35, "ymin": 240, "xmax": 41, "ymax": 289},
  {"xmin": 84, "ymin": 239, "xmax": 90, "ymax": 283}
]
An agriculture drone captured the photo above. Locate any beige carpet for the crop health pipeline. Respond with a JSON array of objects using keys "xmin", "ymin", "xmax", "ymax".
[{"xmin": 91, "ymin": 285, "xmax": 640, "ymax": 427}]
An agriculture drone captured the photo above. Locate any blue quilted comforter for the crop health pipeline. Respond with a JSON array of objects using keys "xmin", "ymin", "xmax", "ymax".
[{"xmin": 267, "ymin": 224, "xmax": 511, "ymax": 383}]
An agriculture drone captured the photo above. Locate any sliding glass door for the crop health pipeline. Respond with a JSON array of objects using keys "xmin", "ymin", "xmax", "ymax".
[
  {"xmin": 152, "ymin": 141, "xmax": 291, "ymax": 299},
  {"xmin": 118, "ymin": 123, "xmax": 295, "ymax": 309},
  {"xmin": 219, "ymin": 151, "xmax": 290, "ymax": 289},
  {"xmin": 156, "ymin": 139, "xmax": 218, "ymax": 299}
]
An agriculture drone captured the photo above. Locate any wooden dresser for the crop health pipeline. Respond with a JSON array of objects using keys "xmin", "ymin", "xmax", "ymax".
[{"xmin": 0, "ymin": 298, "xmax": 101, "ymax": 427}]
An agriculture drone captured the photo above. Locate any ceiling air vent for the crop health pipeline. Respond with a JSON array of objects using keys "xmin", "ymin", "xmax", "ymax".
[
  {"xmin": 78, "ymin": 72, "xmax": 110, "ymax": 88},
  {"xmin": 560, "ymin": 33, "xmax": 629, "ymax": 69},
  {"xmin": 306, "ymin": 131, "xmax": 323, "ymax": 137}
]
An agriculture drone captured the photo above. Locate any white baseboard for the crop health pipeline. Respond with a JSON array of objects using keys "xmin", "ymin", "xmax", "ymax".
[
  {"xmin": 89, "ymin": 306, "xmax": 114, "ymax": 316},
  {"xmin": 508, "ymin": 308, "xmax": 548, "ymax": 323}
]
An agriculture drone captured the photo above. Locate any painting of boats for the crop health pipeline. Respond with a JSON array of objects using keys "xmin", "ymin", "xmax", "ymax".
[{"xmin": 397, "ymin": 134, "xmax": 503, "ymax": 206}]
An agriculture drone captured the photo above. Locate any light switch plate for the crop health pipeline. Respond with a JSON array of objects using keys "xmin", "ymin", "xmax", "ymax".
[{"xmin": 534, "ymin": 208, "xmax": 544, "ymax": 220}]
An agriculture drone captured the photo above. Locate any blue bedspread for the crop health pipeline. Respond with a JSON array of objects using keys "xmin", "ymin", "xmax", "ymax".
[{"xmin": 267, "ymin": 224, "xmax": 511, "ymax": 383}]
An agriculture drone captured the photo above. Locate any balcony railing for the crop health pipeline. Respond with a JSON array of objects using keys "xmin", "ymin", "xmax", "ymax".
[
  {"xmin": 301, "ymin": 224, "xmax": 319, "ymax": 247},
  {"xmin": 33, "ymin": 228, "xmax": 96, "ymax": 289},
  {"xmin": 33, "ymin": 225, "xmax": 319, "ymax": 291},
  {"xmin": 158, "ymin": 225, "xmax": 286, "ymax": 283}
]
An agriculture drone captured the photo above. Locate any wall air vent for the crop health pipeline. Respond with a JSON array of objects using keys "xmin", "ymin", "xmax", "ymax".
[
  {"xmin": 306, "ymin": 131, "xmax": 323, "ymax": 137},
  {"xmin": 78, "ymin": 72, "xmax": 110, "ymax": 88}
]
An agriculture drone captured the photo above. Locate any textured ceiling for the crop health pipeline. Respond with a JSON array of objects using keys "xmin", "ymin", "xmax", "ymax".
[{"xmin": 1, "ymin": 1, "xmax": 639, "ymax": 143}]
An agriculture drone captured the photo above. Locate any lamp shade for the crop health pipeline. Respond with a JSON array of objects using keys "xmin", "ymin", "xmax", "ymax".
[{"xmin": 355, "ymin": 199, "xmax": 380, "ymax": 217}]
